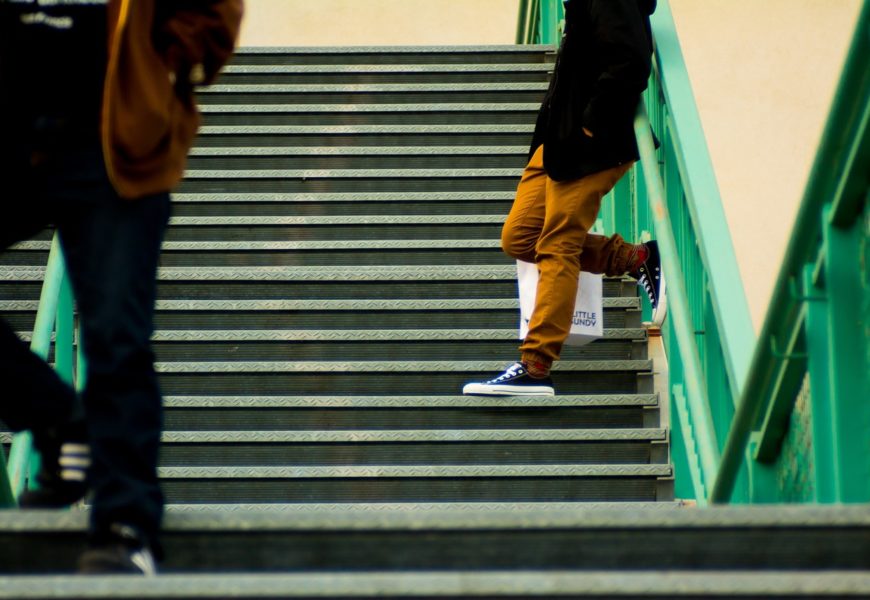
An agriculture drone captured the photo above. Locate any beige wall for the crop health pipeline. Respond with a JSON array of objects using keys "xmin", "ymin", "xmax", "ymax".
[
  {"xmin": 668, "ymin": 0, "xmax": 862, "ymax": 330},
  {"xmin": 238, "ymin": 0, "xmax": 520, "ymax": 47}
]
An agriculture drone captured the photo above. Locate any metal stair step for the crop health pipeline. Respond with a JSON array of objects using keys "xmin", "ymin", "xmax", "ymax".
[
  {"xmin": 191, "ymin": 123, "xmax": 535, "ymax": 149},
  {"xmin": 228, "ymin": 45, "xmax": 556, "ymax": 65},
  {"xmin": 157, "ymin": 393, "xmax": 660, "ymax": 432},
  {"xmin": 146, "ymin": 336, "xmax": 646, "ymax": 363},
  {"xmin": 153, "ymin": 428, "xmax": 667, "ymax": 467},
  {"xmin": 185, "ymin": 144, "xmax": 529, "ymax": 170},
  {"xmin": 4, "ymin": 505, "xmax": 870, "ymax": 574},
  {"xmin": 212, "ymin": 64, "xmax": 550, "ymax": 87},
  {"xmin": 3, "ymin": 571, "xmax": 869, "ymax": 599},
  {"xmin": 155, "ymin": 463, "xmax": 671, "ymax": 504},
  {"xmin": 152, "ymin": 360, "xmax": 653, "ymax": 396}
]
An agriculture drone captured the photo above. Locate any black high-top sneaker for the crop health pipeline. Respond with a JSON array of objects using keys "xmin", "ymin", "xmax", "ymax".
[
  {"xmin": 18, "ymin": 420, "xmax": 90, "ymax": 508},
  {"xmin": 629, "ymin": 240, "xmax": 667, "ymax": 325}
]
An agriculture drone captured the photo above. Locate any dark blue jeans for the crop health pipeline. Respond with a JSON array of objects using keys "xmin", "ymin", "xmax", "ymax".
[{"xmin": 0, "ymin": 129, "xmax": 169, "ymax": 550}]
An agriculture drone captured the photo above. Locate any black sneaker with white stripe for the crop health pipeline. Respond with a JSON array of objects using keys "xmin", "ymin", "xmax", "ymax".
[
  {"xmin": 78, "ymin": 523, "xmax": 158, "ymax": 575},
  {"xmin": 462, "ymin": 362, "xmax": 555, "ymax": 396},
  {"xmin": 18, "ymin": 421, "xmax": 90, "ymax": 508},
  {"xmin": 630, "ymin": 240, "xmax": 667, "ymax": 325}
]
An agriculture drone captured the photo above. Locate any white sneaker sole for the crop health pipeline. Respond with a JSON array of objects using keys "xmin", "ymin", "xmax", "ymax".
[
  {"xmin": 462, "ymin": 383, "xmax": 555, "ymax": 396},
  {"xmin": 652, "ymin": 274, "xmax": 667, "ymax": 326}
]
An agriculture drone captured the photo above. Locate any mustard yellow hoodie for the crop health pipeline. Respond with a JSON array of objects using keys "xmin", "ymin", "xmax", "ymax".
[{"xmin": 104, "ymin": 0, "xmax": 243, "ymax": 198}]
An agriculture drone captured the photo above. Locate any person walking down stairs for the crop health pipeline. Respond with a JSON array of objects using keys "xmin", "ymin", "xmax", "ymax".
[
  {"xmin": 463, "ymin": 0, "xmax": 664, "ymax": 397},
  {"xmin": 0, "ymin": 0, "xmax": 243, "ymax": 574}
]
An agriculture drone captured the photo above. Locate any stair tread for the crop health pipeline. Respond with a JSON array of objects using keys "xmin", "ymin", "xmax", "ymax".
[
  {"xmin": 2, "ymin": 571, "xmax": 869, "ymax": 598},
  {"xmin": 201, "ymin": 82, "xmax": 550, "ymax": 93},
  {"xmin": 153, "ymin": 359, "xmax": 653, "ymax": 373},
  {"xmin": 188, "ymin": 145, "xmax": 528, "ymax": 155},
  {"xmin": 199, "ymin": 124, "xmax": 534, "ymax": 134},
  {"xmin": 155, "ymin": 464, "xmax": 672, "ymax": 478},
  {"xmin": 201, "ymin": 104, "xmax": 539, "ymax": 114},
  {"xmin": 157, "ymin": 429, "xmax": 668, "ymax": 444},
  {"xmin": 220, "ymin": 63, "xmax": 552, "ymax": 74},
  {"xmin": 6, "ymin": 504, "xmax": 870, "ymax": 532},
  {"xmin": 171, "ymin": 191, "xmax": 518, "ymax": 201},
  {"xmin": 159, "ymin": 394, "xmax": 659, "ymax": 408},
  {"xmin": 182, "ymin": 168, "xmax": 523, "ymax": 178},
  {"xmin": 2, "ymin": 298, "xmax": 640, "ymax": 311}
]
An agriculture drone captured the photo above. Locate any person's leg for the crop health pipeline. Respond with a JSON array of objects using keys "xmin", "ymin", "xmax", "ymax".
[
  {"xmin": 0, "ymin": 135, "xmax": 88, "ymax": 505},
  {"xmin": 501, "ymin": 145, "xmax": 548, "ymax": 263},
  {"xmin": 579, "ymin": 232, "xmax": 641, "ymax": 276},
  {"xmin": 49, "ymin": 142, "xmax": 170, "ymax": 565},
  {"xmin": 519, "ymin": 161, "xmax": 632, "ymax": 372},
  {"xmin": 463, "ymin": 147, "xmax": 557, "ymax": 396}
]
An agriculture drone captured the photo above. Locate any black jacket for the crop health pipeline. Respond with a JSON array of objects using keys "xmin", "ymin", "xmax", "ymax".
[{"xmin": 530, "ymin": 0, "xmax": 656, "ymax": 181}]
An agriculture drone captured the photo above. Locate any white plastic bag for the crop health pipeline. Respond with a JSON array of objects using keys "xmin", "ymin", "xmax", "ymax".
[{"xmin": 517, "ymin": 260, "xmax": 604, "ymax": 346}]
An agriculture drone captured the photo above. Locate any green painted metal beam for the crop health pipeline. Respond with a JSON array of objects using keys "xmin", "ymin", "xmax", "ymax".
[
  {"xmin": 712, "ymin": 0, "xmax": 870, "ymax": 504},
  {"xmin": 635, "ymin": 101, "xmax": 720, "ymax": 493}
]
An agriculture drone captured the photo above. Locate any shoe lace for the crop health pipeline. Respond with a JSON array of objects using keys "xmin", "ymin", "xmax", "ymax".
[{"xmin": 488, "ymin": 363, "xmax": 524, "ymax": 383}]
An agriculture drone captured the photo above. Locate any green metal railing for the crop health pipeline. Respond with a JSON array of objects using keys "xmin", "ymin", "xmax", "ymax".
[
  {"xmin": 711, "ymin": 0, "xmax": 870, "ymax": 503},
  {"xmin": 517, "ymin": 0, "xmax": 870, "ymax": 503},
  {"xmin": 1, "ymin": 234, "xmax": 81, "ymax": 507}
]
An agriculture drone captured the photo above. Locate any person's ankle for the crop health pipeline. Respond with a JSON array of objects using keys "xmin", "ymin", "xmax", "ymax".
[
  {"xmin": 521, "ymin": 357, "xmax": 551, "ymax": 378},
  {"xmin": 628, "ymin": 243, "xmax": 649, "ymax": 272}
]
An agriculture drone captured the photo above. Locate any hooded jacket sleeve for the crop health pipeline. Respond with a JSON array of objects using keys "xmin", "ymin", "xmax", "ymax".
[
  {"xmin": 154, "ymin": 0, "xmax": 244, "ymax": 89},
  {"xmin": 581, "ymin": 0, "xmax": 652, "ymax": 136}
]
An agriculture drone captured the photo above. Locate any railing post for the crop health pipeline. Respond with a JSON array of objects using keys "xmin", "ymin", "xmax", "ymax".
[{"xmin": 821, "ymin": 203, "xmax": 870, "ymax": 501}]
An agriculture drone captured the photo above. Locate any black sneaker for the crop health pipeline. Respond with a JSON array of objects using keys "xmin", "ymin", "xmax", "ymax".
[
  {"xmin": 462, "ymin": 362, "xmax": 555, "ymax": 396},
  {"xmin": 629, "ymin": 240, "xmax": 667, "ymax": 325},
  {"xmin": 78, "ymin": 524, "xmax": 157, "ymax": 575},
  {"xmin": 19, "ymin": 421, "xmax": 90, "ymax": 509}
]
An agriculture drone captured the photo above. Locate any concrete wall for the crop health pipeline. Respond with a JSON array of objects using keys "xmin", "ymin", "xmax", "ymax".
[
  {"xmin": 667, "ymin": 0, "xmax": 863, "ymax": 330},
  {"xmin": 238, "ymin": 0, "xmax": 520, "ymax": 47}
]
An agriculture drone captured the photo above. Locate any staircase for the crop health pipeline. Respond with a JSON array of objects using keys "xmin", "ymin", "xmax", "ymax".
[{"xmin": 2, "ymin": 46, "xmax": 869, "ymax": 598}]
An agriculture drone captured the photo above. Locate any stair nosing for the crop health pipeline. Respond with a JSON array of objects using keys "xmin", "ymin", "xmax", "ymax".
[
  {"xmin": 201, "ymin": 82, "xmax": 550, "ymax": 93},
  {"xmin": 158, "ymin": 428, "xmax": 668, "ymax": 444},
  {"xmin": 153, "ymin": 359, "xmax": 653, "ymax": 374},
  {"xmin": 201, "ymin": 104, "xmax": 540, "ymax": 114},
  {"xmin": 182, "ymin": 168, "xmax": 523, "ymax": 179},
  {"xmin": 2, "ymin": 298, "xmax": 640, "ymax": 312},
  {"xmin": 159, "ymin": 394, "xmax": 659, "ymax": 409},
  {"xmin": 155, "ymin": 464, "xmax": 672, "ymax": 479},
  {"xmin": 2, "ymin": 571, "xmax": 869, "ymax": 598},
  {"xmin": 5, "ymin": 504, "xmax": 870, "ymax": 532}
]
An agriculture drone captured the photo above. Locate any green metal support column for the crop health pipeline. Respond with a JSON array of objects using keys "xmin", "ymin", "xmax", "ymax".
[{"xmin": 822, "ymin": 203, "xmax": 870, "ymax": 501}]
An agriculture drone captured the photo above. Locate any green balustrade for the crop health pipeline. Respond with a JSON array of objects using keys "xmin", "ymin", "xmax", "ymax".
[
  {"xmin": 1, "ymin": 233, "xmax": 80, "ymax": 506},
  {"xmin": 517, "ymin": 0, "xmax": 870, "ymax": 504}
]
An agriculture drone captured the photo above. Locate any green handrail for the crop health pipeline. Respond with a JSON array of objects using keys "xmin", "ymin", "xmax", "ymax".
[
  {"xmin": 1, "ymin": 233, "xmax": 78, "ymax": 505},
  {"xmin": 517, "ymin": 0, "xmax": 870, "ymax": 504},
  {"xmin": 711, "ymin": 0, "xmax": 870, "ymax": 503},
  {"xmin": 633, "ymin": 102, "xmax": 720, "ymax": 503}
]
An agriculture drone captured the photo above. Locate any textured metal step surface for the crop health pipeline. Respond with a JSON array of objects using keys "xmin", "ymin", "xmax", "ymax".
[
  {"xmin": 4, "ymin": 571, "xmax": 870, "ymax": 599},
  {"xmin": 154, "ymin": 428, "xmax": 667, "ymax": 468},
  {"xmin": 213, "ymin": 66, "xmax": 550, "ymax": 87},
  {"xmin": 153, "ymin": 360, "xmax": 652, "ymax": 396},
  {"xmin": 229, "ymin": 44, "xmax": 556, "ymax": 63},
  {"xmin": 0, "ymin": 297, "xmax": 640, "ymax": 311},
  {"xmin": 2, "ymin": 394, "xmax": 660, "ymax": 436},
  {"xmin": 4, "ymin": 505, "xmax": 870, "ymax": 574},
  {"xmin": 184, "ymin": 145, "xmax": 530, "ymax": 170}
]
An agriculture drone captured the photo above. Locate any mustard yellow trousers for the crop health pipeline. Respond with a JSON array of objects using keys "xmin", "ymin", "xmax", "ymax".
[{"xmin": 501, "ymin": 145, "xmax": 637, "ymax": 368}]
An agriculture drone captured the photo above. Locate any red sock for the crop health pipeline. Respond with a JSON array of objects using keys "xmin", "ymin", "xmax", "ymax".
[
  {"xmin": 629, "ymin": 244, "xmax": 649, "ymax": 271},
  {"xmin": 523, "ymin": 359, "xmax": 550, "ymax": 378}
]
